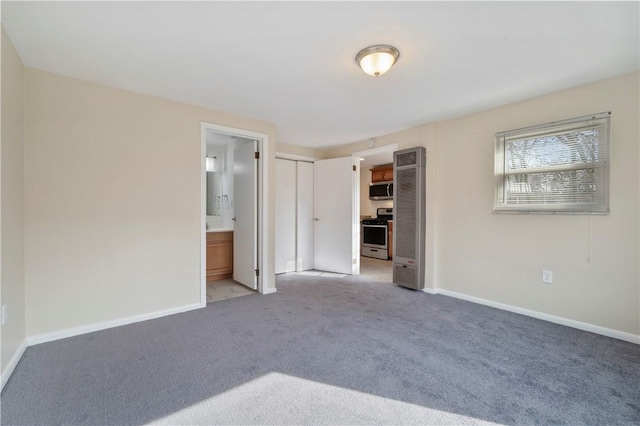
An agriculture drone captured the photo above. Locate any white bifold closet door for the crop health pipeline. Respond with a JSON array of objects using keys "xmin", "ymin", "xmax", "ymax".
[
  {"xmin": 275, "ymin": 159, "xmax": 297, "ymax": 274},
  {"xmin": 275, "ymin": 159, "xmax": 314, "ymax": 274},
  {"xmin": 296, "ymin": 162, "xmax": 314, "ymax": 271}
]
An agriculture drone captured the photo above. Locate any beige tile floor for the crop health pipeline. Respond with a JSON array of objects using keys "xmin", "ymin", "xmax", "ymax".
[
  {"xmin": 206, "ymin": 279, "xmax": 256, "ymax": 303},
  {"xmin": 360, "ymin": 256, "xmax": 393, "ymax": 283}
]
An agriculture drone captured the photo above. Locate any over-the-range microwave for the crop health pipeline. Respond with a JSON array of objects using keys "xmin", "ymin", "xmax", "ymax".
[{"xmin": 369, "ymin": 182, "xmax": 393, "ymax": 200}]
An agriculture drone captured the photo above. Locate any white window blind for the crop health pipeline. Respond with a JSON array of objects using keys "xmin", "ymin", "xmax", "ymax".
[{"xmin": 494, "ymin": 112, "xmax": 611, "ymax": 214}]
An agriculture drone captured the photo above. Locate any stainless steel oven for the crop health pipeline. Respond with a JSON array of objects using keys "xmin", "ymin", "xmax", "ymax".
[
  {"xmin": 362, "ymin": 223, "xmax": 388, "ymax": 259},
  {"xmin": 361, "ymin": 208, "xmax": 393, "ymax": 260}
]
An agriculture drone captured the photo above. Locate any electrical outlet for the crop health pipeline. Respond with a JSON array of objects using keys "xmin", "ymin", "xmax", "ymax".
[
  {"xmin": 1, "ymin": 304, "xmax": 6, "ymax": 325},
  {"xmin": 542, "ymin": 270, "xmax": 553, "ymax": 284}
]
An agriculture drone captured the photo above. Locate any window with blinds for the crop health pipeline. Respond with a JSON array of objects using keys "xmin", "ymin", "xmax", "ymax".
[{"xmin": 494, "ymin": 112, "xmax": 611, "ymax": 214}]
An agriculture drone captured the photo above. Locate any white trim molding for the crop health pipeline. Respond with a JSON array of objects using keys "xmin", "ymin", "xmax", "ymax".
[
  {"xmin": 1, "ymin": 340, "xmax": 27, "ymax": 391},
  {"xmin": 275, "ymin": 152, "xmax": 316, "ymax": 162},
  {"xmin": 433, "ymin": 288, "xmax": 639, "ymax": 344},
  {"xmin": 262, "ymin": 287, "xmax": 277, "ymax": 295},
  {"xmin": 27, "ymin": 303, "xmax": 202, "ymax": 346}
]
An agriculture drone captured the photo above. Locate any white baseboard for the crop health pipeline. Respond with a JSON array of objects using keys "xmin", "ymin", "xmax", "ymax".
[
  {"xmin": 27, "ymin": 302, "xmax": 203, "ymax": 346},
  {"xmin": 421, "ymin": 287, "xmax": 438, "ymax": 295},
  {"xmin": 1, "ymin": 339, "xmax": 27, "ymax": 391},
  {"xmin": 262, "ymin": 286, "xmax": 277, "ymax": 295},
  {"xmin": 432, "ymin": 288, "xmax": 639, "ymax": 344}
]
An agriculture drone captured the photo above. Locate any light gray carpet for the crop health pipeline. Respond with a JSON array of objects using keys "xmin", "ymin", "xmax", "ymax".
[{"xmin": 2, "ymin": 274, "xmax": 639, "ymax": 425}]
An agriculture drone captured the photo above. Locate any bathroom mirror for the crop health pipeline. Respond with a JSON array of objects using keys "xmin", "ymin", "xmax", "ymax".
[{"xmin": 206, "ymin": 172, "xmax": 223, "ymax": 216}]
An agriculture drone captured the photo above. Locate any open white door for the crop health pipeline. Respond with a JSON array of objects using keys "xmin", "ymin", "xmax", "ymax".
[
  {"xmin": 313, "ymin": 157, "xmax": 360, "ymax": 275},
  {"xmin": 233, "ymin": 140, "xmax": 257, "ymax": 290}
]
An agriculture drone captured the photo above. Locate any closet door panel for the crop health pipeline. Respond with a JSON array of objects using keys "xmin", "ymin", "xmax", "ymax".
[
  {"xmin": 275, "ymin": 159, "xmax": 297, "ymax": 274},
  {"xmin": 296, "ymin": 161, "xmax": 314, "ymax": 271}
]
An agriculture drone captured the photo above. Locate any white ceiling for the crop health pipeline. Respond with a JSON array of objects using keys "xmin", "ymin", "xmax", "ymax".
[{"xmin": 3, "ymin": 1, "xmax": 638, "ymax": 149}]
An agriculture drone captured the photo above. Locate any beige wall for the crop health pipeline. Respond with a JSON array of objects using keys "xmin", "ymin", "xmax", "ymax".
[
  {"xmin": 24, "ymin": 69, "xmax": 276, "ymax": 337},
  {"xmin": 1, "ymin": 28, "xmax": 26, "ymax": 372},
  {"xmin": 325, "ymin": 72, "xmax": 639, "ymax": 336},
  {"xmin": 436, "ymin": 72, "xmax": 639, "ymax": 335}
]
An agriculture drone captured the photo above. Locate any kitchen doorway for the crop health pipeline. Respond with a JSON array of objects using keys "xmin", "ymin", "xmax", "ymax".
[{"xmin": 353, "ymin": 144, "xmax": 398, "ymax": 284}]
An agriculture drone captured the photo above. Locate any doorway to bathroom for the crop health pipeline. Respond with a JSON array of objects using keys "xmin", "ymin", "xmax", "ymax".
[{"xmin": 200, "ymin": 122, "xmax": 270, "ymax": 306}]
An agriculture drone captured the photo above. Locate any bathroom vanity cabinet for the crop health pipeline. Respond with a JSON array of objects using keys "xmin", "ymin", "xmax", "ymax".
[{"xmin": 206, "ymin": 231, "xmax": 233, "ymax": 281}]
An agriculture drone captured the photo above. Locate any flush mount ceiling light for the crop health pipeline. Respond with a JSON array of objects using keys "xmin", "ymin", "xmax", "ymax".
[{"xmin": 355, "ymin": 45, "xmax": 400, "ymax": 77}]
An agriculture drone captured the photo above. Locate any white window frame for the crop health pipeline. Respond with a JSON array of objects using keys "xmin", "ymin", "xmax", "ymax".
[{"xmin": 494, "ymin": 112, "xmax": 611, "ymax": 214}]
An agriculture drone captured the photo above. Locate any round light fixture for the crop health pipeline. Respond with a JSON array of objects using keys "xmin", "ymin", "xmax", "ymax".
[{"xmin": 355, "ymin": 45, "xmax": 400, "ymax": 77}]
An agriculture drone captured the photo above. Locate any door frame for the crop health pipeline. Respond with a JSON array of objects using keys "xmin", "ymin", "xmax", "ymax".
[
  {"xmin": 200, "ymin": 122, "xmax": 271, "ymax": 307},
  {"xmin": 352, "ymin": 143, "xmax": 398, "ymax": 276}
]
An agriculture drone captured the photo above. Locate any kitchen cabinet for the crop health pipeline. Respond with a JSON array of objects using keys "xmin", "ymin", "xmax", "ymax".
[
  {"xmin": 206, "ymin": 231, "xmax": 233, "ymax": 281},
  {"xmin": 371, "ymin": 164, "xmax": 394, "ymax": 182},
  {"xmin": 388, "ymin": 221, "xmax": 393, "ymax": 259}
]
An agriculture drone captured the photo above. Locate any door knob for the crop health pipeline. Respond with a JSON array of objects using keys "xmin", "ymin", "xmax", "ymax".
[
  {"xmin": 314, "ymin": 218, "xmax": 319, "ymax": 221},
  {"xmin": 232, "ymin": 217, "xmax": 237, "ymax": 221}
]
